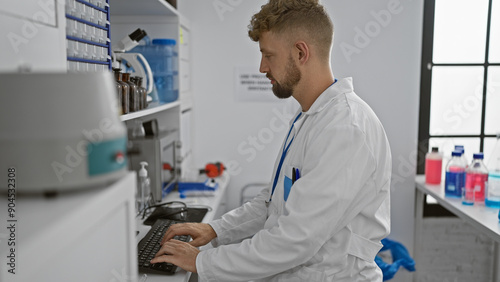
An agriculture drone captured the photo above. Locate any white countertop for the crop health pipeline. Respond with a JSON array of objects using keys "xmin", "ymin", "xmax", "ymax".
[
  {"xmin": 135, "ymin": 173, "xmax": 230, "ymax": 282},
  {"xmin": 415, "ymin": 175, "xmax": 500, "ymax": 243}
]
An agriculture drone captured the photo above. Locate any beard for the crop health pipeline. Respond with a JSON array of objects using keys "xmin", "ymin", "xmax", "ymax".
[{"xmin": 269, "ymin": 55, "xmax": 301, "ymax": 99}]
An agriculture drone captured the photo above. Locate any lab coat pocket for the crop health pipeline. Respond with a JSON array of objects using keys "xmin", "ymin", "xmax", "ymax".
[
  {"xmin": 347, "ymin": 232, "xmax": 383, "ymax": 262},
  {"xmin": 283, "ymin": 164, "xmax": 296, "ymax": 202}
]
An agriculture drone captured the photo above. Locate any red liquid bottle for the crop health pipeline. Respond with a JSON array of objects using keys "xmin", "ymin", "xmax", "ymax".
[
  {"xmin": 465, "ymin": 153, "xmax": 488, "ymax": 202},
  {"xmin": 425, "ymin": 147, "xmax": 443, "ymax": 185}
]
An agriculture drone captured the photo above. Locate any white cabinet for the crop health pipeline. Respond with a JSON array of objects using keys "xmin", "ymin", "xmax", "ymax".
[
  {"xmin": 0, "ymin": 172, "xmax": 138, "ymax": 282},
  {"xmin": 179, "ymin": 17, "xmax": 192, "ymax": 104},
  {"xmin": 0, "ymin": 0, "xmax": 66, "ymax": 72},
  {"xmin": 0, "ymin": 0, "xmax": 57, "ymax": 26}
]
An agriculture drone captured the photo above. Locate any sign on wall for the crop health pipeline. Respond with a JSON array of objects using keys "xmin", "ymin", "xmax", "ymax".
[{"xmin": 234, "ymin": 66, "xmax": 278, "ymax": 102}]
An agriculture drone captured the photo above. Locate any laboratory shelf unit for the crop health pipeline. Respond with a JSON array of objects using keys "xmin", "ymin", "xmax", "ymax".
[
  {"xmin": 120, "ymin": 101, "xmax": 180, "ymax": 122},
  {"xmin": 109, "ymin": 0, "xmax": 178, "ymax": 16},
  {"xmin": 110, "ymin": 0, "xmax": 194, "ymax": 181}
]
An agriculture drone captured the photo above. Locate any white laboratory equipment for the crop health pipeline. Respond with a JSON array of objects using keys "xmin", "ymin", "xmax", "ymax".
[
  {"xmin": 0, "ymin": 72, "xmax": 138, "ymax": 281},
  {"xmin": 0, "ymin": 72, "xmax": 128, "ymax": 194}
]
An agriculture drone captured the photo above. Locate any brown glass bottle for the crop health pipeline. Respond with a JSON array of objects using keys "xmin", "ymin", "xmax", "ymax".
[
  {"xmin": 122, "ymin": 73, "xmax": 139, "ymax": 113},
  {"xmin": 113, "ymin": 71, "xmax": 123, "ymax": 115},
  {"xmin": 134, "ymin": 76, "xmax": 147, "ymax": 110},
  {"xmin": 113, "ymin": 68, "xmax": 129, "ymax": 114},
  {"xmin": 130, "ymin": 76, "xmax": 140, "ymax": 110}
]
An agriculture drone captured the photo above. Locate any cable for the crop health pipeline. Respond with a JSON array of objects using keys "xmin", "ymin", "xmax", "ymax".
[
  {"xmin": 141, "ymin": 201, "xmax": 187, "ymax": 220},
  {"xmin": 185, "ymin": 204, "xmax": 213, "ymax": 212}
]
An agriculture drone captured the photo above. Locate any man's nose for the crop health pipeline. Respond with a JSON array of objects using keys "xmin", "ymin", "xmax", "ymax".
[{"xmin": 259, "ymin": 57, "xmax": 269, "ymax": 73}]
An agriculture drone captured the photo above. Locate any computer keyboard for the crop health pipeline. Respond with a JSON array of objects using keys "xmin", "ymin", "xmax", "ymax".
[{"xmin": 137, "ymin": 219, "xmax": 190, "ymax": 275}]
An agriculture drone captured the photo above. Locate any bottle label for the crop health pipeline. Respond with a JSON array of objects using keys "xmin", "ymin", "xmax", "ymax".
[
  {"xmin": 465, "ymin": 172, "xmax": 488, "ymax": 202},
  {"xmin": 445, "ymin": 171, "xmax": 465, "ymax": 198},
  {"xmin": 488, "ymin": 177, "xmax": 500, "ymax": 199}
]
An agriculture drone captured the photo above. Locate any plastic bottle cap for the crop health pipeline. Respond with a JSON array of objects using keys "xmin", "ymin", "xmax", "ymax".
[
  {"xmin": 455, "ymin": 145, "xmax": 465, "ymax": 153},
  {"xmin": 152, "ymin": 39, "xmax": 176, "ymax": 46},
  {"xmin": 139, "ymin": 161, "xmax": 149, "ymax": 177},
  {"xmin": 431, "ymin": 147, "xmax": 439, "ymax": 152},
  {"xmin": 473, "ymin": 153, "xmax": 484, "ymax": 159},
  {"xmin": 451, "ymin": 150, "xmax": 462, "ymax": 157}
]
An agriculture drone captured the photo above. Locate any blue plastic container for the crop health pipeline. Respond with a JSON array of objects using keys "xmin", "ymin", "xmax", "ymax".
[{"xmin": 131, "ymin": 38, "xmax": 178, "ymax": 104}]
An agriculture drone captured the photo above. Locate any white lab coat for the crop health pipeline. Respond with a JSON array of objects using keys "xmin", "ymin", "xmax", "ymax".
[{"xmin": 196, "ymin": 77, "xmax": 392, "ymax": 282}]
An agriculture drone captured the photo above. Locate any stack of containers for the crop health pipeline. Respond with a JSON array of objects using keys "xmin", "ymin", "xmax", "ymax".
[
  {"xmin": 65, "ymin": 0, "xmax": 111, "ymax": 72},
  {"xmin": 443, "ymin": 144, "xmax": 492, "ymax": 206},
  {"xmin": 112, "ymin": 69, "xmax": 148, "ymax": 115},
  {"xmin": 130, "ymin": 39, "xmax": 179, "ymax": 104}
]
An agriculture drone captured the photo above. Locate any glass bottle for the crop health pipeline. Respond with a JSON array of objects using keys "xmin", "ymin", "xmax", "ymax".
[
  {"xmin": 129, "ymin": 119, "xmax": 145, "ymax": 139},
  {"xmin": 455, "ymin": 145, "xmax": 468, "ymax": 168},
  {"xmin": 465, "ymin": 153, "xmax": 488, "ymax": 202},
  {"xmin": 445, "ymin": 150, "xmax": 466, "ymax": 198},
  {"xmin": 129, "ymin": 76, "xmax": 138, "ymax": 109},
  {"xmin": 122, "ymin": 73, "xmax": 139, "ymax": 113},
  {"xmin": 113, "ymin": 68, "xmax": 129, "ymax": 114},
  {"xmin": 113, "ymin": 73, "xmax": 123, "ymax": 115},
  {"xmin": 486, "ymin": 136, "xmax": 500, "ymax": 207},
  {"xmin": 134, "ymin": 76, "xmax": 147, "ymax": 110},
  {"xmin": 425, "ymin": 147, "xmax": 443, "ymax": 185}
]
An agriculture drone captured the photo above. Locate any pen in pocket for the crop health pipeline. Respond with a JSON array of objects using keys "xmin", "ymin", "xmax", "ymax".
[{"xmin": 292, "ymin": 167, "xmax": 301, "ymax": 184}]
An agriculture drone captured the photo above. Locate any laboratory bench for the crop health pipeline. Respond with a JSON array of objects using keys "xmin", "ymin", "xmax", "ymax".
[
  {"xmin": 414, "ymin": 175, "xmax": 500, "ymax": 282},
  {"xmin": 0, "ymin": 172, "xmax": 228, "ymax": 282},
  {"xmin": 135, "ymin": 173, "xmax": 229, "ymax": 282}
]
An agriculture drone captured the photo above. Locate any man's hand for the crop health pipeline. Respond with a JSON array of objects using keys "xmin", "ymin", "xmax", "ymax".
[
  {"xmin": 151, "ymin": 239, "xmax": 199, "ymax": 273},
  {"xmin": 161, "ymin": 222, "xmax": 217, "ymax": 247}
]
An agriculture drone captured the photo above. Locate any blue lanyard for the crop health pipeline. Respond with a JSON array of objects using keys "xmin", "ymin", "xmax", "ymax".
[
  {"xmin": 268, "ymin": 112, "xmax": 302, "ymax": 202},
  {"xmin": 267, "ymin": 79, "xmax": 338, "ymax": 203}
]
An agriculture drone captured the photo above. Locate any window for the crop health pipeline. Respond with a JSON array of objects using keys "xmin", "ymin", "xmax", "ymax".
[{"xmin": 418, "ymin": 0, "xmax": 500, "ymax": 176}]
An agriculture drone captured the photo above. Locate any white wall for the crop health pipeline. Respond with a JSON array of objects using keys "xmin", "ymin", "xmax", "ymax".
[
  {"xmin": 327, "ymin": 2, "xmax": 424, "ymax": 280},
  {"xmin": 180, "ymin": 1, "xmax": 423, "ymax": 280},
  {"xmin": 179, "ymin": 0, "xmax": 299, "ymax": 207},
  {"xmin": 0, "ymin": 0, "xmax": 66, "ymax": 72}
]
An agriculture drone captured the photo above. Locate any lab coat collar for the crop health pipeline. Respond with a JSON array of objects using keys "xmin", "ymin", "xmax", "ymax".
[{"xmin": 302, "ymin": 77, "xmax": 354, "ymax": 116}]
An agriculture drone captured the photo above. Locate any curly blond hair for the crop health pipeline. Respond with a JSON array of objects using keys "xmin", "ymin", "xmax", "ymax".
[{"xmin": 248, "ymin": 0, "xmax": 334, "ymax": 60}]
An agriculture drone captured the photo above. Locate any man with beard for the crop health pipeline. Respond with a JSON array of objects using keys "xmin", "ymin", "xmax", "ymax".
[{"xmin": 151, "ymin": 0, "xmax": 392, "ymax": 281}]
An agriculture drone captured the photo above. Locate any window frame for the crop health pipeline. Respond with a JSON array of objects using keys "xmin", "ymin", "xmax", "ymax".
[
  {"xmin": 417, "ymin": 0, "xmax": 498, "ymax": 175},
  {"xmin": 417, "ymin": 0, "xmax": 499, "ymax": 215}
]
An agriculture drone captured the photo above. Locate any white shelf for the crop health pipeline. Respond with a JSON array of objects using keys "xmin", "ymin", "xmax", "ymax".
[
  {"xmin": 415, "ymin": 175, "xmax": 500, "ymax": 243},
  {"xmin": 120, "ymin": 101, "xmax": 180, "ymax": 121},
  {"xmin": 109, "ymin": 0, "xmax": 178, "ymax": 16}
]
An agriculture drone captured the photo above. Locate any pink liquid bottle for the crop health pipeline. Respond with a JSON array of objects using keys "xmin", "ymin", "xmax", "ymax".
[
  {"xmin": 425, "ymin": 147, "xmax": 443, "ymax": 184},
  {"xmin": 465, "ymin": 153, "xmax": 488, "ymax": 203}
]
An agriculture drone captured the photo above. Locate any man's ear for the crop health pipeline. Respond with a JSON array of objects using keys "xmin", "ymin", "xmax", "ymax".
[{"xmin": 294, "ymin": 41, "xmax": 309, "ymax": 65}]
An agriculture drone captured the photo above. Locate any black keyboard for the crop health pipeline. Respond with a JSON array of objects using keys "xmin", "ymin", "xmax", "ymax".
[{"xmin": 137, "ymin": 219, "xmax": 190, "ymax": 275}]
